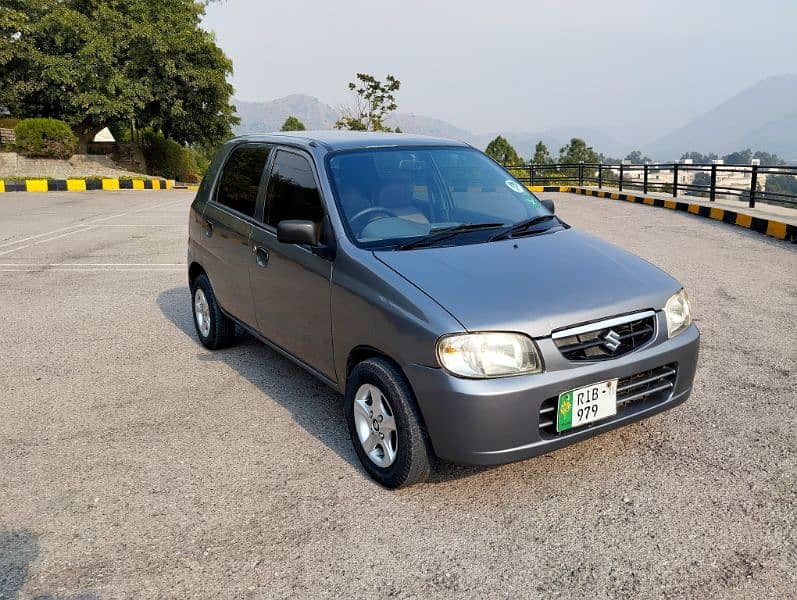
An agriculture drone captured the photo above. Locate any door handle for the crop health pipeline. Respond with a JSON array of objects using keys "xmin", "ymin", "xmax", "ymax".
[
  {"xmin": 253, "ymin": 245, "xmax": 269, "ymax": 268},
  {"xmin": 203, "ymin": 219, "xmax": 214, "ymax": 238}
]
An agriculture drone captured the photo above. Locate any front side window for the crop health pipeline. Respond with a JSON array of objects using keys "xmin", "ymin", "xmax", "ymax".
[
  {"xmin": 327, "ymin": 147, "xmax": 554, "ymax": 248},
  {"xmin": 215, "ymin": 145, "xmax": 271, "ymax": 218},
  {"xmin": 265, "ymin": 151, "xmax": 325, "ymax": 227}
]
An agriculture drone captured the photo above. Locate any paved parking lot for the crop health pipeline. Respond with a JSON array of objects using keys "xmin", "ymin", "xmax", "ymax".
[{"xmin": 1, "ymin": 190, "xmax": 795, "ymax": 599}]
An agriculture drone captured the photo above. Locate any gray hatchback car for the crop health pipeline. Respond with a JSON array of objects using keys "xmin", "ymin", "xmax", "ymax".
[{"xmin": 187, "ymin": 131, "xmax": 699, "ymax": 488}]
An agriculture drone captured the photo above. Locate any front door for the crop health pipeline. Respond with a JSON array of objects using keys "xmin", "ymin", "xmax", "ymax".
[
  {"xmin": 249, "ymin": 149, "xmax": 335, "ymax": 380},
  {"xmin": 201, "ymin": 144, "xmax": 272, "ymax": 328}
]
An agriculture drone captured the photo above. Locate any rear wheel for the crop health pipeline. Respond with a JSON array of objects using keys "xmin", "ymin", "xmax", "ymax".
[
  {"xmin": 345, "ymin": 358, "xmax": 434, "ymax": 488},
  {"xmin": 190, "ymin": 273, "xmax": 235, "ymax": 349}
]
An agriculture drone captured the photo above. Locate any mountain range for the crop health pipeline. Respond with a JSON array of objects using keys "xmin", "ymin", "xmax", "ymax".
[
  {"xmin": 233, "ymin": 74, "xmax": 797, "ymax": 161},
  {"xmin": 643, "ymin": 75, "xmax": 797, "ymax": 160}
]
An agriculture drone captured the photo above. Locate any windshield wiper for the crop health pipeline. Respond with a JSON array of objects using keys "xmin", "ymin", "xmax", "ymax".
[
  {"xmin": 488, "ymin": 215, "xmax": 558, "ymax": 241},
  {"xmin": 397, "ymin": 223, "xmax": 505, "ymax": 250}
]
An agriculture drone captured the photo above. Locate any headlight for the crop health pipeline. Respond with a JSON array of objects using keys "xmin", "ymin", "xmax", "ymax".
[
  {"xmin": 664, "ymin": 289, "xmax": 692, "ymax": 338},
  {"xmin": 436, "ymin": 332, "xmax": 542, "ymax": 378}
]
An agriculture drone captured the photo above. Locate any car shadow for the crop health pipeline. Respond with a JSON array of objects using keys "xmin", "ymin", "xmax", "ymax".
[
  {"xmin": 156, "ymin": 286, "xmax": 492, "ymax": 485},
  {"xmin": 0, "ymin": 530, "xmax": 98, "ymax": 600},
  {"xmin": 0, "ymin": 530, "xmax": 38, "ymax": 599}
]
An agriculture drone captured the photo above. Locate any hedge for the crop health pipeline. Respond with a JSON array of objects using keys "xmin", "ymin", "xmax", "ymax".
[
  {"xmin": 15, "ymin": 118, "xmax": 78, "ymax": 159},
  {"xmin": 142, "ymin": 131, "xmax": 204, "ymax": 182}
]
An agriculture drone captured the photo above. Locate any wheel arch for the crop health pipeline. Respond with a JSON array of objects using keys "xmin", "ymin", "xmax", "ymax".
[
  {"xmin": 345, "ymin": 345, "xmax": 432, "ymax": 431},
  {"xmin": 188, "ymin": 261, "xmax": 206, "ymax": 285},
  {"xmin": 346, "ymin": 345, "xmax": 394, "ymax": 380},
  {"xmin": 344, "ymin": 345, "xmax": 438, "ymax": 480}
]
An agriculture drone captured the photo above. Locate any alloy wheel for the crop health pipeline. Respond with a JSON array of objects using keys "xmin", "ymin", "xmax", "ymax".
[
  {"xmin": 352, "ymin": 383, "xmax": 398, "ymax": 468},
  {"xmin": 194, "ymin": 288, "xmax": 211, "ymax": 338}
]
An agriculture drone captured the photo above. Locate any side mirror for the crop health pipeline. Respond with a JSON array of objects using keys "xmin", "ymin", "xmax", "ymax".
[
  {"xmin": 541, "ymin": 199, "xmax": 555, "ymax": 213},
  {"xmin": 277, "ymin": 220, "xmax": 320, "ymax": 246}
]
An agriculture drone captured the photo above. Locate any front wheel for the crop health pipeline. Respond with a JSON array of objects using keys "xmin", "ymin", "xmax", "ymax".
[{"xmin": 345, "ymin": 358, "xmax": 434, "ymax": 488}]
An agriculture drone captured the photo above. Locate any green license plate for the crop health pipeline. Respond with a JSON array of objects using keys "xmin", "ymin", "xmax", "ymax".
[{"xmin": 557, "ymin": 378, "xmax": 618, "ymax": 432}]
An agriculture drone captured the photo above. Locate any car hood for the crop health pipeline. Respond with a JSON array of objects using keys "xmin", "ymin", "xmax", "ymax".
[{"xmin": 373, "ymin": 228, "xmax": 680, "ymax": 337}]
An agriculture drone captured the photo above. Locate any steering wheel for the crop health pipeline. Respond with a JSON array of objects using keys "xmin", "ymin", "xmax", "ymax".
[{"xmin": 349, "ymin": 207, "xmax": 396, "ymax": 235}]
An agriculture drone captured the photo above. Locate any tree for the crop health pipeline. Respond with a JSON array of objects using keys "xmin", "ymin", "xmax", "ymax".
[
  {"xmin": 766, "ymin": 174, "xmax": 797, "ymax": 195},
  {"xmin": 558, "ymin": 138, "xmax": 600, "ymax": 164},
  {"xmin": 598, "ymin": 154, "xmax": 622, "ymax": 165},
  {"xmin": 335, "ymin": 73, "xmax": 400, "ymax": 132},
  {"xmin": 680, "ymin": 151, "xmax": 718, "ymax": 164},
  {"xmin": 692, "ymin": 172, "xmax": 711, "ymax": 190},
  {"xmin": 722, "ymin": 149, "xmax": 753, "ymax": 165},
  {"xmin": 532, "ymin": 141, "xmax": 552, "ymax": 165},
  {"xmin": 753, "ymin": 151, "xmax": 785, "ymax": 166},
  {"xmin": 485, "ymin": 136, "xmax": 522, "ymax": 165},
  {"xmin": 625, "ymin": 150, "xmax": 652, "ymax": 164},
  {"xmin": 280, "ymin": 116, "xmax": 306, "ymax": 131},
  {"xmin": 0, "ymin": 0, "xmax": 239, "ymax": 152}
]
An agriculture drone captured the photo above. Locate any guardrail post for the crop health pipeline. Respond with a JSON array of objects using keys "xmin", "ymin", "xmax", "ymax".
[
  {"xmin": 643, "ymin": 163, "xmax": 648, "ymax": 194},
  {"xmin": 710, "ymin": 164, "xmax": 717, "ymax": 202},
  {"xmin": 578, "ymin": 161, "xmax": 584, "ymax": 187},
  {"xmin": 530, "ymin": 164, "xmax": 535, "ymax": 187},
  {"xmin": 619, "ymin": 164, "xmax": 624, "ymax": 192},
  {"xmin": 598, "ymin": 164, "xmax": 603, "ymax": 189},
  {"xmin": 749, "ymin": 164, "xmax": 758, "ymax": 208},
  {"xmin": 673, "ymin": 163, "xmax": 678, "ymax": 197}
]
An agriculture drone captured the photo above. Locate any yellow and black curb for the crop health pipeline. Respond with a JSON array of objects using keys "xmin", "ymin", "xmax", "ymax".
[
  {"xmin": 527, "ymin": 185, "xmax": 796, "ymax": 244},
  {"xmin": 0, "ymin": 178, "xmax": 176, "ymax": 193},
  {"xmin": 528, "ymin": 186, "xmax": 573, "ymax": 193}
]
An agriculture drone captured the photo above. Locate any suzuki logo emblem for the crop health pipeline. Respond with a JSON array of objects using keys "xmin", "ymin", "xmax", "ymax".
[{"xmin": 603, "ymin": 329, "xmax": 622, "ymax": 352}]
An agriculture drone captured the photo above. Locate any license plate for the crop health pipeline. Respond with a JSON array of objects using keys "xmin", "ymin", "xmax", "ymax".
[{"xmin": 557, "ymin": 379, "xmax": 618, "ymax": 432}]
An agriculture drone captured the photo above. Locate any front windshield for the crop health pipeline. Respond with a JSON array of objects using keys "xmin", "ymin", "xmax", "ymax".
[{"xmin": 327, "ymin": 147, "xmax": 554, "ymax": 249}]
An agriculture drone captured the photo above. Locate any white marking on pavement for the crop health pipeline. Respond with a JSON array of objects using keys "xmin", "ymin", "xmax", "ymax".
[
  {"xmin": 0, "ymin": 226, "xmax": 97, "ymax": 257},
  {"xmin": 0, "ymin": 263, "xmax": 185, "ymax": 266},
  {"xmin": 0, "ymin": 222, "xmax": 96, "ymax": 249},
  {"xmin": 0, "ymin": 267, "xmax": 184, "ymax": 272},
  {"xmin": 0, "ymin": 198, "xmax": 187, "ymax": 250}
]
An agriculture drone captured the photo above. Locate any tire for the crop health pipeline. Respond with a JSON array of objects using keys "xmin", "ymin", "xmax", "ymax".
[
  {"xmin": 345, "ymin": 358, "xmax": 434, "ymax": 488},
  {"xmin": 189, "ymin": 273, "xmax": 235, "ymax": 350}
]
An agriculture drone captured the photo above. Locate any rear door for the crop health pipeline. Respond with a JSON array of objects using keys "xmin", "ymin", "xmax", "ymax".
[
  {"xmin": 248, "ymin": 148, "xmax": 335, "ymax": 379},
  {"xmin": 201, "ymin": 144, "xmax": 272, "ymax": 328}
]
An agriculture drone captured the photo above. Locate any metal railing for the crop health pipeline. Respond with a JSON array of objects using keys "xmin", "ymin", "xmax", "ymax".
[{"xmin": 503, "ymin": 162, "xmax": 797, "ymax": 209}]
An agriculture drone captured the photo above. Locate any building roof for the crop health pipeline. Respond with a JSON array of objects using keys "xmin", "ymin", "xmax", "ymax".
[{"xmin": 233, "ymin": 130, "xmax": 469, "ymax": 151}]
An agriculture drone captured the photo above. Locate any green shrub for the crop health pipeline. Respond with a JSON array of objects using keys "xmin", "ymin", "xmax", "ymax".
[
  {"xmin": 142, "ymin": 131, "xmax": 205, "ymax": 182},
  {"xmin": 15, "ymin": 118, "xmax": 78, "ymax": 159}
]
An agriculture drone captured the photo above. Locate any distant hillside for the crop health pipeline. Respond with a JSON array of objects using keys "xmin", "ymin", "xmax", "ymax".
[
  {"xmin": 385, "ymin": 113, "xmax": 472, "ymax": 140},
  {"xmin": 644, "ymin": 74, "xmax": 797, "ymax": 161},
  {"xmin": 235, "ymin": 76, "xmax": 797, "ymax": 163},
  {"xmin": 232, "ymin": 94, "xmax": 627, "ymax": 159},
  {"xmin": 234, "ymin": 95, "xmax": 339, "ymax": 132}
]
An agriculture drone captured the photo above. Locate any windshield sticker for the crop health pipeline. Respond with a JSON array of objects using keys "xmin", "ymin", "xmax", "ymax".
[{"xmin": 505, "ymin": 180, "xmax": 525, "ymax": 193}]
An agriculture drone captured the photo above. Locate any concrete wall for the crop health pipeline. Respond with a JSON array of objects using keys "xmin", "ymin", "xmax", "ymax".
[{"xmin": 0, "ymin": 152, "xmax": 148, "ymax": 178}]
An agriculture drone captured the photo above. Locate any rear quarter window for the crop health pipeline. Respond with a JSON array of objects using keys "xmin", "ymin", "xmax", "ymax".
[{"xmin": 215, "ymin": 145, "xmax": 271, "ymax": 218}]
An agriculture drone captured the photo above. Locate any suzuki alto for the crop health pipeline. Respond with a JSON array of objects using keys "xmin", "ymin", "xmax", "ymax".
[{"xmin": 187, "ymin": 131, "xmax": 699, "ymax": 488}]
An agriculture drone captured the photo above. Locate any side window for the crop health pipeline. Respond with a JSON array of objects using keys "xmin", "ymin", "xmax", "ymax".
[
  {"xmin": 265, "ymin": 151, "xmax": 324, "ymax": 227},
  {"xmin": 215, "ymin": 145, "xmax": 271, "ymax": 218}
]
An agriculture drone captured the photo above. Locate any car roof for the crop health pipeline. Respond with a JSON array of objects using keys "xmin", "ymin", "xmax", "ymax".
[{"xmin": 231, "ymin": 130, "xmax": 471, "ymax": 151}]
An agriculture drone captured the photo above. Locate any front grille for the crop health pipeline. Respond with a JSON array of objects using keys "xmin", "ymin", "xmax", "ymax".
[
  {"xmin": 553, "ymin": 313, "xmax": 656, "ymax": 361},
  {"xmin": 538, "ymin": 363, "xmax": 677, "ymax": 436}
]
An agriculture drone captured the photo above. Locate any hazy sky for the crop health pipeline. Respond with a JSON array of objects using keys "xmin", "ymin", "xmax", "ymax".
[{"xmin": 202, "ymin": 0, "xmax": 797, "ymax": 143}]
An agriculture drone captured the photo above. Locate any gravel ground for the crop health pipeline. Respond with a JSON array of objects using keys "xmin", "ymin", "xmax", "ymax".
[{"xmin": 0, "ymin": 190, "xmax": 794, "ymax": 599}]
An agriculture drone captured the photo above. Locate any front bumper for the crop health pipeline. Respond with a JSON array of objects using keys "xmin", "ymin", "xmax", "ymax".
[{"xmin": 406, "ymin": 321, "xmax": 699, "ymax": 465}]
